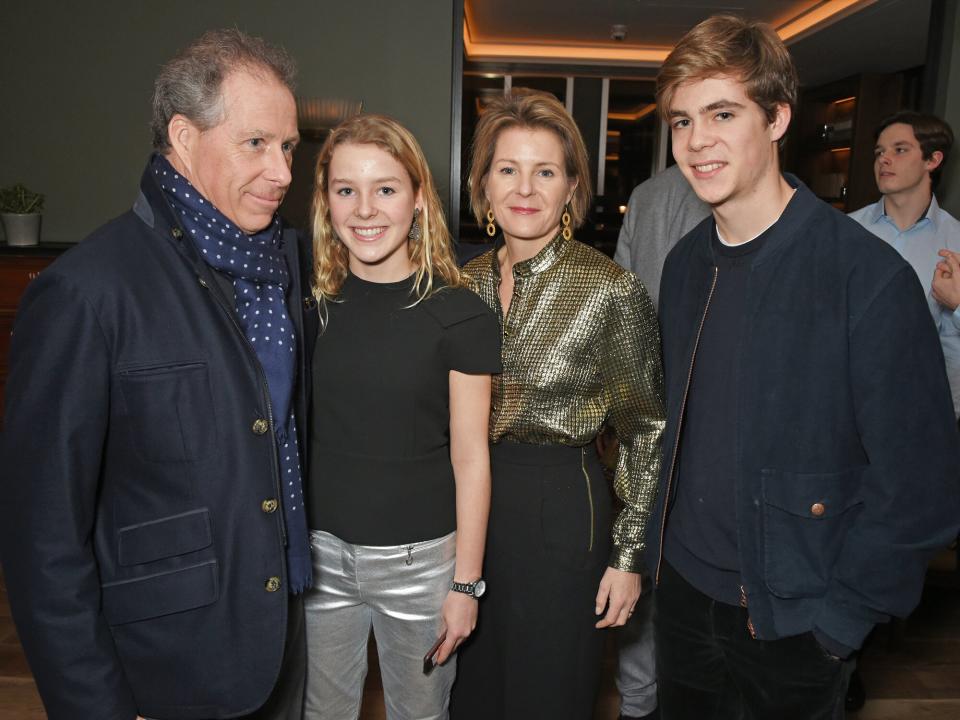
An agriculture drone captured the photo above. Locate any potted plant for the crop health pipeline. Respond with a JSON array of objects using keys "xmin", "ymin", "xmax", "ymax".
[{"xmin": 0, "ymin": 183, "xmax": 44, "ymax": 247}]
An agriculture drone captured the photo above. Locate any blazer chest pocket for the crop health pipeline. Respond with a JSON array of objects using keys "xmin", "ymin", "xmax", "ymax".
[
  {"xmin": 761, "ymin": 467, "xmax": 865, "ymax": 598},
  {"xmin": 117, "ymin": 360, "xmax": 217, "ymax": 463}
]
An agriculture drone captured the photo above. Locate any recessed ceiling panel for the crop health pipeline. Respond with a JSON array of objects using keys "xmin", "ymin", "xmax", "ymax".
[{"xmin": 466, "ymin": 0, "xmax": 824, "ymax": 48}]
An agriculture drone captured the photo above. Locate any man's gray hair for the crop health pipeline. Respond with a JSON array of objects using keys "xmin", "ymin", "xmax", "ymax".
[{"xmin": 151, "ymin": 28, "xmax": 297, "ymax": 151}]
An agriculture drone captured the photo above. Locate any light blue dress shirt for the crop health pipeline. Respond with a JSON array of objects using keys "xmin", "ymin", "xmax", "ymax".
[{"xmin": 850, "ymin": 195, "xmax": 960, "ymax": 415}]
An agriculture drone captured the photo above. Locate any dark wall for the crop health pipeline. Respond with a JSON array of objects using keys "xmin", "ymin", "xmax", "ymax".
[
  {"xmin": 930, "ymin": 0, "xmax": 960, "ymax": 216},
  {"xmin": 0, "ymin": 1, "xmax": 455, "ymax": 243},
  {"xmin": 571, "ymin": 78, "xmax": 603, "ymax": 193}
]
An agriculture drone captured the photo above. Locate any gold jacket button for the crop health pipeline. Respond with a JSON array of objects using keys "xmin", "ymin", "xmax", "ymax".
[
  {"xmin": 252, "ymin": 418, "xmax": 269, "ymax": 435},
  {"xmin": 261, "ymin": 499, "xmax": 278, "ymax": 513},
  {"xmin": 810, "ymin": 502, "xmax": 826, "ymax": 517},
  {"xmin": 171, "ymin": 228, "xmax": 183, "ymax": 239},
  {"xmin": 265, "ymin": 576, "xmax": 281, "ymax": 592}
]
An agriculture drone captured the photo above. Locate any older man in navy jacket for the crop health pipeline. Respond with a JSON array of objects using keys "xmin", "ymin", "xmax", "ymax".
[{"xmin": 0, "ymin": 30, "xmax": 316, "ymax": 720}]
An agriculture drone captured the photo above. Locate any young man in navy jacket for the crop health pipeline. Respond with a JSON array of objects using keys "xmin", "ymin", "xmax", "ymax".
[{"xmin": 649, "ymin": 15, "xmax": 960, "ymax": 719}]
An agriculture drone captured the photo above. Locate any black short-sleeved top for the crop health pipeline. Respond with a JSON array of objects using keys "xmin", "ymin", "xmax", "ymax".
[{"xmin": 308, "ymin": 273, "xmax": 501, "ymax": 545}]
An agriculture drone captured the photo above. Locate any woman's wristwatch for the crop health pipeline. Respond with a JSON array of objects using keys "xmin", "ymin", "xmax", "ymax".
[{"xmin": 450, "ymin": 578, "xmax": 487, "ymax": 598}]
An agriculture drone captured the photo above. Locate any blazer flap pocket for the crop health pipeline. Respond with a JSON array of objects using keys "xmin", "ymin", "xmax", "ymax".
[
  {"xmin": 118, "ymin": 508, "xmax": 212, "ymax": 566},
  {"xmin": 761, "ymin": 467, "xmax": 865, "ymax": 518},
  {"xmin": 102, "ymin": 560, "xmax": 218, "ymax": 626}
]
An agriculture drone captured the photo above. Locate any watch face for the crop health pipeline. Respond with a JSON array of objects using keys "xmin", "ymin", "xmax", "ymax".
[{"xmin": 473, "ymin": 579, "xmax": 487, "ymax": 598}]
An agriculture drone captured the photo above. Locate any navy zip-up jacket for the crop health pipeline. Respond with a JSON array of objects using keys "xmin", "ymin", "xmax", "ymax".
[{"xmin": 649, "ymin": 177, "xmax": 960, "ymax": 652}]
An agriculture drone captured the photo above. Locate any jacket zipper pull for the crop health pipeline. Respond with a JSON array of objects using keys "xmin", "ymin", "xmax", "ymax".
[{"xmin": 406, "ymin": 546, "xmax": 414, "ymax": 566}]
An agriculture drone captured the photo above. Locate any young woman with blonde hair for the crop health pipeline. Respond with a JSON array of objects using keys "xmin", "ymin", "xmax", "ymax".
[{"xmin": 303, "ymin": 114, "xmax": 500, "ymax": 720}]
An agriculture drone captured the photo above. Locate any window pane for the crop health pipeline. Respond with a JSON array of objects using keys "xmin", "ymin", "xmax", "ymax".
[
  {"xmin": 590, "ymin": 79, "xmax": 658, "ymax": 256},
  {"xmin": 460, "ymin": 74, "xmax": 506, "ymax": 244},
  {"xmin": 510, "ymin": 76, "xmax": 567, "ymax": 104}
]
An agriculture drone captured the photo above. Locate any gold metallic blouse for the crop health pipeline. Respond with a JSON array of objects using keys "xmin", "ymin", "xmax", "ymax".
[{"xmin": 464, "ymin": 233, "xmax": 665, "ymax": 572}]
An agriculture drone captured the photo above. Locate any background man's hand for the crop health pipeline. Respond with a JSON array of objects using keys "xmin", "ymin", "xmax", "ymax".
[{"xmin": 933, "ymin": 249, "xmax": 960, "ymax": 310}]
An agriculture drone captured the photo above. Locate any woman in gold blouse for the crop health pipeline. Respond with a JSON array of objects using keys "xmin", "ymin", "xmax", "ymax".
[{"xmin": 450, "ymin": 91, "xmax": 665, "ymax": 719}]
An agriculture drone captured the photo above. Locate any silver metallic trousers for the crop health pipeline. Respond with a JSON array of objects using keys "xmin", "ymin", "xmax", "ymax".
[
  {"xmin": 303, "ymin": 530, "xmax": 457, "ymax": 720},
  {"xmin": 616, "ymin": 583, "xmax": 658, "ymax": 717}
]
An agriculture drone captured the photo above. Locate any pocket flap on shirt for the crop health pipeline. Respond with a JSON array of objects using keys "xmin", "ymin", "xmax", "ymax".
[
  {"xmin": 102, "ymin": 560, "xmax": 219, "ymax": 626},
  {"xmin": 118, "ymin": 508, "xmax": 212, "ymax": 566}
]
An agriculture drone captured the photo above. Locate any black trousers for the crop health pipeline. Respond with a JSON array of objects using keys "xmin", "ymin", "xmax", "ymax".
[
  {"xmin": 655, "ymin": 561, "xmax": 854, "ymax": 720},
  {"xmin": 450, "ymin": 442, "xmax": 612, "ymax": 720}
]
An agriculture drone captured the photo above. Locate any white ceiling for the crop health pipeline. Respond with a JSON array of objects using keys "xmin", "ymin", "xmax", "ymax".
[{"xmin": 464, "ymin": 0, "xmax": 931, "ymax": 86}]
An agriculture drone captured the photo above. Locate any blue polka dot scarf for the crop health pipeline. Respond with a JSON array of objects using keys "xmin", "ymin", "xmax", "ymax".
[{"xmin": 153, "ymin": 153, "xmax": 312, "ymax": 594}]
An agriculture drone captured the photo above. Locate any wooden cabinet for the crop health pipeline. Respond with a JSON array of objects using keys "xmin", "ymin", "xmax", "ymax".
[
  {"xmin": 788, "ymin": 73, "xmax": 909, "ymax": 213},
  {"xmin": 0, "ymin": 246, "xmax": 68, "ymax": 424}
]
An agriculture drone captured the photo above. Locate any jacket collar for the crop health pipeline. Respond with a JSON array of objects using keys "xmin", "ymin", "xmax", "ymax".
[
  {"xmin": 693, "ymin": 173, "xmax": 819, "ymax": 268},
  {"xmin": 134, "ymin": 155, "xmax": 208, "ymax": 272},
  {"xmin": 490, "ymin": 231, "xmax": 569, "ymax": 280},
  {"xmin": 135, "ymin": 156, "xmax": 181, "ymax": 237}
]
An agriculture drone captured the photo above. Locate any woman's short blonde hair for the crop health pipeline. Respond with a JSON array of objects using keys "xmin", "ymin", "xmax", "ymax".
[
  {"xmin": 310, "ymin": 113, "xmax": 460, "ymax": 304},
  {"xmin": 468, "ymin": 90, "xmax": 592, "ymax": 230}
]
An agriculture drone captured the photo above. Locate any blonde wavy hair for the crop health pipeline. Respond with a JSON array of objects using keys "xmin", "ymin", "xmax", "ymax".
[{"xmin": 311, "ymin": 113, "xmax": 461, "ymax": 305}]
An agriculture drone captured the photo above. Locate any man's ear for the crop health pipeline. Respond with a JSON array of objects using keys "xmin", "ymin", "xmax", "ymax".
[
  {"xmin": 166, "ymin": 114, "xmax": 199, "ymax": 175},
  {"xmin": 770, "ymin": 103, "xmax": 792, "ymax": 144},
  {"xmin": 927, "ymin": 149, "xmax": 945, "ymax": 174}
]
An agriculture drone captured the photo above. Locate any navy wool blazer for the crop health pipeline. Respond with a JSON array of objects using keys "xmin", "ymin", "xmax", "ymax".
[{"xmin": 0, "ymin": 160, "xmax": 318, "ymax": 720}]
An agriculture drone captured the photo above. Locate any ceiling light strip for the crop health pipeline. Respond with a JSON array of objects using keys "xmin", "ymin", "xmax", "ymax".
[
  {"xmin": 463, "ymin": 0, "xmax": 879, "ymax": 64},
  {"xmin": 778, "ymin": 0, "xmax": 878, "ymax": 43}
]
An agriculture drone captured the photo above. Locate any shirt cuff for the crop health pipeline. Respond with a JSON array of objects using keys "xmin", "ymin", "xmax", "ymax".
[{"xmin": 609, "ymin": 545, "xmax": 646, "ymax": 574}]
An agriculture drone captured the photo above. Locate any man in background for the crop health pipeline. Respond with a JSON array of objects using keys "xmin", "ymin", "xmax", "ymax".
[
  {"xmin": 614, "ymin": 163, "xmax": 710, "ymax": 308},
  {"xmin": 612, "ymin": 166, "xmax": 708, "ymax": 720},
  {"xmin": 850, "ymin": 111, "xmax": 960, "ymax": 417}
]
